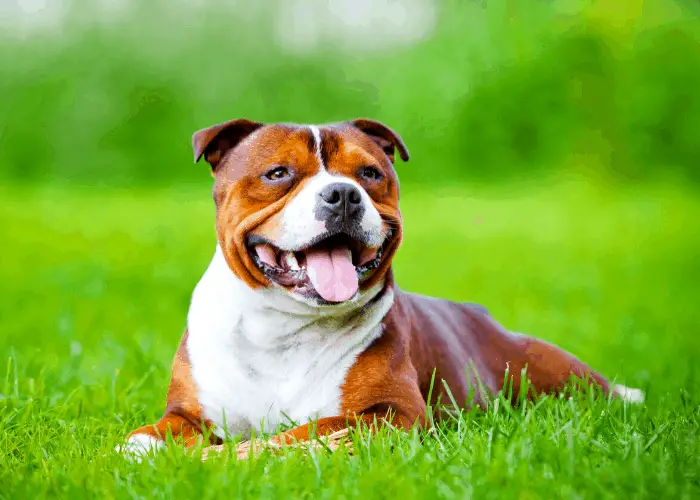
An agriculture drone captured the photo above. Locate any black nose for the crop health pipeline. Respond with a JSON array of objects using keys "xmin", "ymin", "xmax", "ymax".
[{"xmin": 316, "ymin": 183, "xmax": 363, "ymax": 221}]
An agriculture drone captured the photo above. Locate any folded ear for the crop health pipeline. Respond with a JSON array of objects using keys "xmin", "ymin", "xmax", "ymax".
[
  {"xmin": 348, "ymin": 118, "xmax": 409, "ymax": 163},
  {"xmin": 192, "ymin": 119, "xmax": 264, "ymax": 170}
]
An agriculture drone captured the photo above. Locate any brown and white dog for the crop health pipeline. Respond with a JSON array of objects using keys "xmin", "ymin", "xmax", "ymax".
[{"xmin": 117, "ymin": 118, "xmax": 644, "ymax": 458}]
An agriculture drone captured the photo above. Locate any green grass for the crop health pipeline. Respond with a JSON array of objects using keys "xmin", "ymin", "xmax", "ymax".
[{"xmin": 1, "ymin": 180, "xmax": 699, "ymax": 498}]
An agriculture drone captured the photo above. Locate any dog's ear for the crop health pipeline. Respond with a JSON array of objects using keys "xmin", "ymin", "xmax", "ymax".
[
  {"xmin": 347, "ymin": 118, "xmax": 409, "ymax": 163},
  {"xmin": 192, "ymin": 119, "xmax": 264, "ymax": 170}
]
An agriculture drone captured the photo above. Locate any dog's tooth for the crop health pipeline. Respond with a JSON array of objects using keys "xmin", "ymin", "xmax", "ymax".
[{"xmin": 284, "ymin": 252, "xmax": 300, "ymax": 271}]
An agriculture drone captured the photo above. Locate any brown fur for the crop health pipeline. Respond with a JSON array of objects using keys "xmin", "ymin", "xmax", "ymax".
[
  {"xmin": 122, "ymin": 118, "xmax": 625, "ymax": 451},
  {"xmin": 126, "ymin": 331, "xmax": 221, "ymax": 446}
]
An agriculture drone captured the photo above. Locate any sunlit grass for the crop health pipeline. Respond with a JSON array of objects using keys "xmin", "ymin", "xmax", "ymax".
[{"xmin": 1, "ymin": 180, "xmax": 699, "ymax": 498}]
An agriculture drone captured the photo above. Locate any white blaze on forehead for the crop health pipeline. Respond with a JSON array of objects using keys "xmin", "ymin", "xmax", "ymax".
[
  {"xmin": 272, "ymin": 170, "xmax": 384, "ymax": 250},
  {"xmin": 308, "ymin": 125, "xmax": 325, "ymax": 171}
]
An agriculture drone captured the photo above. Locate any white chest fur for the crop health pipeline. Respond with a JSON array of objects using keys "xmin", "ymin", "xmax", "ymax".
[{"xmin": 186, "ymin": 246, "xmax": 394, "ymax": 439}]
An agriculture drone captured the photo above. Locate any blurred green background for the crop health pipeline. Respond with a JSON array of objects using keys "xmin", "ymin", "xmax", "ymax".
[
  {"xmin": 2, "ymin": 0, "xmax": 700, "ymax": 187},
  {"xmin": 2, "ymin": 0, "xmax": 700, "ymax": 496}
]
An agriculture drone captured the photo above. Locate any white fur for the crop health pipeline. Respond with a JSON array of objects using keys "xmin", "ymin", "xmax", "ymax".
[
  {"xmin": 275, "ymin": 170, "xmax": 385, "ymax": 250},
  {"xmin": 185, "ymin": 128, "xmax": 392, "ymax": 441},
  {"xmin": 613, "ymin": 384, "xmax": 645, "ymax": 404},
  {"xmin": 309, "ymin": 125, "xmax": 324, "ymax": 170},
  {"xmin": 187, "ymin": 245, "xmax": 394, "ymax": 440},
  {"xmin": 115, "ymin": 434, "xmax": 165, "ymax": 461}
]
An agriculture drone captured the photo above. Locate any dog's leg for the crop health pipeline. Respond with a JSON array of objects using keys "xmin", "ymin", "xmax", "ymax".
[
  {"xmin": 118, "ymin": 412, "xmax": 216, "ymax": 458},
  {"xmin": 204, "ymin": 411, "xmax": 418, "ymax": 460},
  {"xmin": 469, "ymin": 313, "xmax": 644, "ymax": 404},
  {"xmin": 117, "ymin": 330, "xmax": 220, "ymax": 460},
  {"xmin": 498, "ymin": 333, "xmax": 645, "ymax": 404},
  {"xmin": 273, "ymin": 409, "xmax": 422, "ymax": 445}
]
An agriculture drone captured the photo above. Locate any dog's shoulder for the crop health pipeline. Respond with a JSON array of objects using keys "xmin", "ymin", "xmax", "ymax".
[{"xmin": 394, "ymin": 289, "xmax": 490, "ymax": 317}]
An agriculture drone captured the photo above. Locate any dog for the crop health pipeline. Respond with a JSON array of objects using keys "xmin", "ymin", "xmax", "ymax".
[{"xmin": 117, "ymin": 118, "xmax": 644, "ymax": 458}]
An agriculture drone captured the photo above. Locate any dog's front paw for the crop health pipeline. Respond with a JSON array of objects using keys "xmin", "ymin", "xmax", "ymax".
[
  {"xmin": 613, "ymin": 384, "xmax": 645, "ymax": 404},
  {"xmin": 115, "ymin": 434, "xmax": 165, "ymax": 462}
]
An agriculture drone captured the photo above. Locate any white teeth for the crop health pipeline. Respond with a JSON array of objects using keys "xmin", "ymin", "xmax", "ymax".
[
  {"xmin": 342, "ymin": 247, "xmax": 353, "ymax": 267},
  {"xmin": 284, "ymin": 252, "xmax": 300, "ymax": 271}
]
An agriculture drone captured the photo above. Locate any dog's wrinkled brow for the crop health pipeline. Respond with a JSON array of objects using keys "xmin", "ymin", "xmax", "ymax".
[{"xmin": 319, "ymin": 128, "xmax": 342, "ymax": 167}]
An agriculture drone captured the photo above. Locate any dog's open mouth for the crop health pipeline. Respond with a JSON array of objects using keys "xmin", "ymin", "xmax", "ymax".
[{"xmin": 249, "ymin": 231, "xmax": 389, "ymax": 303}]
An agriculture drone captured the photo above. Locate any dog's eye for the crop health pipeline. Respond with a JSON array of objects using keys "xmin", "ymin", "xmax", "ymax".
[
  {"xmin": 358, "ymin": 166, "xmax": 383, "ymax": 181},
  {"xmin": 264, "ymin": 167, "xmax": 290, "ymax": 181}
]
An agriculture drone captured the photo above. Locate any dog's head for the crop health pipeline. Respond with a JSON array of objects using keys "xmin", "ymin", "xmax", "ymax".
[{"xmin": 192, "ymin": 118, "xmax": 409, "ymax": 307}]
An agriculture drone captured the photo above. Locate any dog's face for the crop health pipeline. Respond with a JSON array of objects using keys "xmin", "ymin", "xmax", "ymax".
[{"xmin": 192, "ymin": 118, "xmax": 409, "ymax": 307}]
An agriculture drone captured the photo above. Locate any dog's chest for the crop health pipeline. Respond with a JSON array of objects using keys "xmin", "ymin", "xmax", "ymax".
[
  {"xmin": 187, "ymin": 304, "xmax": 380, "ymax": 436},
  {"xmin": 190, "ymin": 337, "xmax": 364, "ymax": 435},
  {"xmin": 184, "ymin": 248, "xmax": 390, "ymax": 439}
]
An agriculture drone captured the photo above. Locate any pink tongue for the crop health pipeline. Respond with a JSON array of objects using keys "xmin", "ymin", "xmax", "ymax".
[{"xmin": 305, "ymin": 245, "xmax": 358, "ymax": 302}]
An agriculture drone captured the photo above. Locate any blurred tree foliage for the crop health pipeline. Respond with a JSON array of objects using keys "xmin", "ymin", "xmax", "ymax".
[{"xmin": 0, "ymin": 0, "xmax": 698, "ymax": 187}]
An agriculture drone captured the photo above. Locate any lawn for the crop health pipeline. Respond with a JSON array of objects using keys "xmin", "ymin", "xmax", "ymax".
[{"xmin": 1, "ymin": 180, "xmax": 699, "ymax": 499}]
